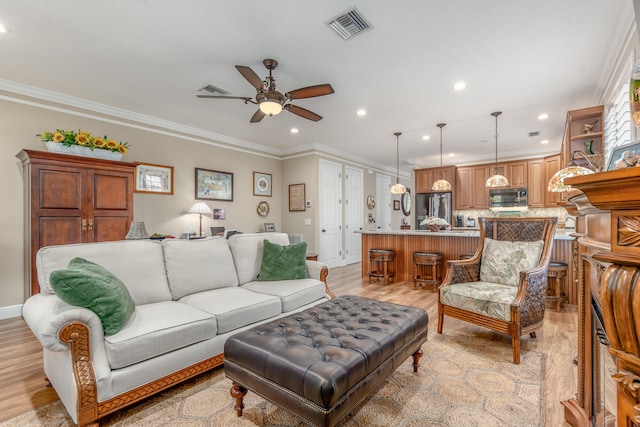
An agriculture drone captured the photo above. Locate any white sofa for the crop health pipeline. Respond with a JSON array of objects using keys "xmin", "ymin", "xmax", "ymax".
[{"xmin": 22, "ymin": 232, "xmax": 332, "ymax": 426}]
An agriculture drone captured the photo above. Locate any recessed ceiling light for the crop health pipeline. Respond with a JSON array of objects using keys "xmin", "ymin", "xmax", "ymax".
[
  {"xmin": 290, "ymin": 128, "xmax": 299, "ymax": 134},
  {"xmin": 540, "ymin": 139, "xmax": 549, "ymax": 144},
  {"xmin": 537, "ymin": 113, "xmax": 549, "ymax": 120},
  {"xmin": 356, "ymin": 109, "xmax": 366, "ymax": 116},
  {"xmin": 452, "ymin": 81, "xmax": 467, "ymax": 91},
  {"xmin": 0, "ymin": 23, "xmax": 9, "ymax": 34},
  {"xmin": 422, "ymin": 135, "xmax": 430, "ymax": 141},
  {"xmin": 448, "ymin": 152, "xmax": 455, "ymax": 157}
]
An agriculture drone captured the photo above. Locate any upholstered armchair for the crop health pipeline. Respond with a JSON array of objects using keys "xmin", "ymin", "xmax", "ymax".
[{"xmin": 437, "ymin": 217, "xmax": 557, "ymax": 364}]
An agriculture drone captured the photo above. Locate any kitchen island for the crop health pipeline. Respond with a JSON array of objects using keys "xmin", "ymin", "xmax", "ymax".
[{"xmin": 359, "ymin": 228, "xmax": 578, "ymax": 304}]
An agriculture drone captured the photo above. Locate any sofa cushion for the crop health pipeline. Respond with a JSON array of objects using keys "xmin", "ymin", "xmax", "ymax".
[
  {"xmin": 440, "ymin": 281, "xmax": 517, "ymax": 321},
  {"xmin": 163, "ymin": 237, "xmax": 239, "ymax": 299},
  {"xmin": 228, "ymin": 233, "xmax": 291, "ymax": 285},
  {"xmin": 50, "ymin": 257, "xmax": 135, "ymax": 335},
  {"xmin": 36, "ymin": 240, "xmax": 172, "ymax": 305},
  {"xmin": 258, "ymin": 240, "xmax": 309, "ymax": 281},
  {"xmin": 104, "ymin": 301, "xmax": 217, "ymax": 369},
  {"xmin": 179, "ymin": 287, "xmax": 281, "ymax": 334},
  {"xmin": 242, "ymin": 278, "xmax": 326, "ymax": 312},
  {"xmin": 479, "ymin": 238, "xmax": 544, "ymax": 286}
]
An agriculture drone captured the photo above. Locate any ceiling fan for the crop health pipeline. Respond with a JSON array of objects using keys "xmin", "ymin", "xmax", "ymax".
[{"xmin": 197, "ymin": 58, "xmax": 334, "ymax": 123}]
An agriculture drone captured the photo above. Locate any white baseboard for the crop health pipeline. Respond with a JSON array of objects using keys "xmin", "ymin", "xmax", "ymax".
[{"xmin": 0, "ymin": 305, "xmax": 23, "ymax": 320}]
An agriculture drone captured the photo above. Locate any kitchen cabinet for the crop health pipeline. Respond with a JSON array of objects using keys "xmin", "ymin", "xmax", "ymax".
[
  {"xmin": 17, "ymin": 149, "xmax": 135, "ymax": 295},
  {"xmin": 561, "ymin": 105, "xmax": 604, "ymax": 168},
  {"xmin": 544, "ymin": 154, "xmax": 563, "ymax": 207},
  {"xmin": 527, "ymin": 158, "xmax": 545, "ymax": 208},
  {"xmin": 506, "ymin": 161, "xmax": 528, "ymax": 187},
  {"xmin": 415, "ymin": 166, "xmax": 455, "ymax": 193},
  {"xmin": 455, "ymin": 165, "xmax": 489, "ymax": 209}
]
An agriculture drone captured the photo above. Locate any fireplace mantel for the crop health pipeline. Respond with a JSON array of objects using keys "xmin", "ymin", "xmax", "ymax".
[{"xmin": 563, "ymin": 167, "xmax": 640, "ymax": 427}]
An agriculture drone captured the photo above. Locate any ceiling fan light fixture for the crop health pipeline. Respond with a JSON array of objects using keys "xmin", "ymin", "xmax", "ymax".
[{"xmin": 257, "ymin": 90, "xmax": 285, "ymax": 116}]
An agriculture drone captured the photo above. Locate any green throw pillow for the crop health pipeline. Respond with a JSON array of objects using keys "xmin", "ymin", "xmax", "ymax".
[
  {"xmin": 479, "ymin": 238, "xmax": 544, "ymax": 287},
  {"xmin": 50, "ymin": 257, "xmax": 135, "ymax": 335},
  {"xmin": 258, "ymin": 240, "xmax": 309, "ymax": 281}
]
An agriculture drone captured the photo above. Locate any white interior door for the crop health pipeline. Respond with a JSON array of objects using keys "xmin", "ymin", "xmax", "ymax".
[
  {"xmin": 376, "ymin": 174, "xmax": 392, "ymax": 230},
  {"xmin": 319, "ymin": 160, "xmax": 343, "ymax": 268},
  {"xmin": 344, "ymin": 166, "xmax": 363, "ymax": 265}
]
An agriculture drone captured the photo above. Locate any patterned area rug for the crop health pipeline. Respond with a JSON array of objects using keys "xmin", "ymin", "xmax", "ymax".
[{"xmin": 2, "ymin": 333, "xmax": 545, "ymax": 427}]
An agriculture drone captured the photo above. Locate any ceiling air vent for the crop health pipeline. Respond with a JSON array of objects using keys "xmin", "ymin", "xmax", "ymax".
[
  {"xmin": 528, "ymin": 131, "xmax": 540, "ymax": 137},
  {"xmin": 199, "ymin": 84, "xmax": 229, "ymax": 95},
  {"xmin": 328, "ymin": 9, "xmax": 370, "ymax": 40}
]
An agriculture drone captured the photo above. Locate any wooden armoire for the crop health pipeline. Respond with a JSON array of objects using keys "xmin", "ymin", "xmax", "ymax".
[{"xmin": 17, "ymin": 149, "xmax": 135, "ymax": 296}]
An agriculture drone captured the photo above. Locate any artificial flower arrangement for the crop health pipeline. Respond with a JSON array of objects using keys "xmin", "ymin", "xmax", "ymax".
[
  {"xmin": 420, "ymin": 216, "xmax": 450, "ymax": 231},
  {"xmin": 37, "ymin": 129, "xmax": 130, "ymax": 154}
]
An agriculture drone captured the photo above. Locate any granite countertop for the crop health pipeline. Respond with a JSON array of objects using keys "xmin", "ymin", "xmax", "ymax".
[{"xmin": 358, "ymin": 228, "xmax": 576, "ymax": 240}]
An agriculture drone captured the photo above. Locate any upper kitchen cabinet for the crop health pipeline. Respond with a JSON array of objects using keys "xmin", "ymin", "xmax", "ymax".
[
  {"xmin": 561, "ymin": 105, "xmax": 604, "ymax": 168},
  {"xmin": 415, "ymin": 166, "xmax": 455, "ymax": 193},
  {"xmin": 455, "ymin": 165, "xmax": 489, "ymax": 209},
  {"xmin": 544, "ymin": 154, "xmax": 563, "ymax": 207}
]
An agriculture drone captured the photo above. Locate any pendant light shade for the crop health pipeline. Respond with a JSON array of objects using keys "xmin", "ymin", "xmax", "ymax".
[
  {"xmin": 390, "ymin": 132, "xmax": 407, "ymax": 194},
  {"xmin": 432, "ymin": 123, "xmax": 452, "ymax": 191},
  {"xmin": 486, "ymin": 111, "xmax": 509, "ymax": 188}
]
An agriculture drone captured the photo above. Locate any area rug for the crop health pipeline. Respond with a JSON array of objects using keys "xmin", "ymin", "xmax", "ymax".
[{"xmin": 1, "ymin": 333, "xmax": 545, "ymax": 427}]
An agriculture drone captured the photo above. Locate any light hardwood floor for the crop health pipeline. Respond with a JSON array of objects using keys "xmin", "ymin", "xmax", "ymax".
[{"xmin": 0, "ymin": 263, "xmax": 577, "ymax": 425}]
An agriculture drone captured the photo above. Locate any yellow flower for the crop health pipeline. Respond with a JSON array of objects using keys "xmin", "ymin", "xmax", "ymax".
[
  {"xmin": 52, "ymin": 132, "xmax": 65, "ymax": 142},
  {"xmin": 94, "ymin": 137, "xmax": 106, "ymax": 148},
  {"xmin": 117, "ymin": 144, "xmax": 128, "ymax": 154},
  {"xmin": 38, "ymin": 132, "xmax": 52, "ymax": 140},
  {"xmin": 75, "ymin": 134, "xmax": 90, "ymax": 145},
  {"xmin": 105, "ymin": 140, "xmax": 118, "ymax": 149}
]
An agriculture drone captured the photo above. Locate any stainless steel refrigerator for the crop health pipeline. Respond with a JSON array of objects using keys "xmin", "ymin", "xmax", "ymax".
[{"xmin": 415, "ymin": 192, "xmax": 452, "ymax": 229}]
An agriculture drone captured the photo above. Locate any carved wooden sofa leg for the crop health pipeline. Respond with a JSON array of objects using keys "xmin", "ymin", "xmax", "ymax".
[{"xmin": 412, "ymin": 348, "xmax": 424, "ymax": 372}]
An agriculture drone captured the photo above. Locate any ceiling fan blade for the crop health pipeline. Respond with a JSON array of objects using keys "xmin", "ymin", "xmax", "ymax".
[
  {"xmin": 235, "ymin": 65, "xmax": 264, "ymax": 90},
  {"xmin": 286, "ymin": 84, "xmax": 334, "ymax": 99},
  {"xmin": 250, "ymin": 109, "xmax": 266, "ymax": 123},
  {"xmin": 196, "ymin": 95, "xmax": 253, "ymax": 101},
  {"xmin": 285, "ymin": 104, "xmax": 322, "ymax": 121}
]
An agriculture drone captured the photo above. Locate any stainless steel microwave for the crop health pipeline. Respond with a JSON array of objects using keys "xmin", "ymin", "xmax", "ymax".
[{"xmin": 489, "ymin": 188, "xmax": 528, "ymax": 208}]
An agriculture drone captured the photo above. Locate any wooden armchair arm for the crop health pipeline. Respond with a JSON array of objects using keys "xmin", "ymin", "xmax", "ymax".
[{"xmin": 512, "ymin": 266, "xmax": 548, "ymax": 327}]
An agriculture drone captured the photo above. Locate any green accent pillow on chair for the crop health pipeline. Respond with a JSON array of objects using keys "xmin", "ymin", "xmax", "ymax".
[
  {"xmin": 50, "ymin": 257, "xmax": 135, "ymax": 335},
  {"xmin": 479, "ymin": 238, "xmax": 544, "ymax": 287},
  {"xmin": 258, "ymin": 240, "xmax": 309, "ymax": 281}
]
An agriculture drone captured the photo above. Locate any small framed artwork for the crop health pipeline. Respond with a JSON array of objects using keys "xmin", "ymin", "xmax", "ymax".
[
  {"xmin": 134, "ymin": 162, "xmax": 174, "ymax": 194},
  {"xmin": 196, "ymin": 168, "xmax": 233, "ymax": 201},
  {"xmin": 393, "ymin": 200, "xmax": 401, "ymax": 210},
  {"xmin": 607, "ymin": 141, "xmax": 640, "ymax": 171},
  {"xmin": 253, "ymin": 172, "xmax": 272, "ymax": 197},
  {"xmin": 213, "ymin": 209, "xmax": 226, "ymax": 220},
  {"xmin": 264, "ymin": 222, "xmax": 276, "ymax": 232},
  {"xmin": 289, "ymin": 183, "xmax": 306, "ymax": 211}
]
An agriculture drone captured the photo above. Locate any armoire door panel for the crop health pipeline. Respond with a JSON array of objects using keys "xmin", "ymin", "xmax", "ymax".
[
  {"xmin": 92, "ymin": 216, "xmax": 131, "ymax": 242},
  {"xmin": 92, "ymin": 173, "xmax": 131, "ymax": 211},
  {"xmin": 39, "ymin": 217, "xmax": 84, "ymax": 246},
  {"xmin": 38, "ymin": 169, "xmax": 83, "ymax": 210}
]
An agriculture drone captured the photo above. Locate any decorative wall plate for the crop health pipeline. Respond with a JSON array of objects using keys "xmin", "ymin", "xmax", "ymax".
[
  {"xmin": 367, "ymin": 195, "xmax": 376, "ymax": 210},
  {"xmin": 257, "ymin": 201, "xmax": 270, "ymax": 217}
]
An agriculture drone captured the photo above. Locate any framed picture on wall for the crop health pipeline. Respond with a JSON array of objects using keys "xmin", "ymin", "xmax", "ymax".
[
  {"xmin": 607, "ymin": 141, "xmax": 640, "ymax": 171},
  {"xmin": 393, "ymin": 200, "xmax": 401, "ymax": 210},
  {"xmin": 289, "ymin": 183, "xmax": 305, "ymax": 211},
  {"xmin": 134, "ymin": 162, "xmax": 174, "ymax": 194},
  {"xmin": 196, "ymin": 168, "xmax": 233, "ymax": 201},
  {"xmin": 253, "ymin": 172, "xmax": 272, "ymax": 196}
]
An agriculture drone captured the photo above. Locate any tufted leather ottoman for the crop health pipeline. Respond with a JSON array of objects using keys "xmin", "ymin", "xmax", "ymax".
[{"xmin": 224, "ymin": 295, "xmax": 429, "ymax": 427}]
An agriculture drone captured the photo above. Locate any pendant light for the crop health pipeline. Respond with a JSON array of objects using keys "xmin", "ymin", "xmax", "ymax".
[
  {"xmin": 390, "ymin": 132, "xmax": 406, "ymax": 194},
  {"xmin": 547, "ymin": 150, "xmax": 597, "ymax": 193},
  {"xmin": 485, "ymin": 111, "xmax": 509, "ymax": 188},
  {"xmin": 432, "ymin": 123, "xmax": 452, "ymax": 191}
]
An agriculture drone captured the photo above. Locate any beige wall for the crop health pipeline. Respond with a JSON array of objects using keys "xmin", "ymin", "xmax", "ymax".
[{"xmin": 1, "ymin": 98, "xmax": 283, "ymax": 308}]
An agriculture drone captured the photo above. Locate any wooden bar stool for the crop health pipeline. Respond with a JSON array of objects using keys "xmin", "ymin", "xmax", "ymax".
[
  {"xmin": 547, "ymin": 260, "xmax": 568, "ymax": 312},
  {"xmin": 413, "ymin": 252, "xmax": 444, "ymax": 292},
  {"xmin": 368, "ymin": 249, "xmax": 395, "ymax": 285}
]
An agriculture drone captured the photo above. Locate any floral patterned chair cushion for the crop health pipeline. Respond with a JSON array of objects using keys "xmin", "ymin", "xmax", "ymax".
[
  {"xmin": 479, "ymin": 238, "xmax": 544, "ymax": 287},
  {"xmin": 440, "ymin": 281, "xmax": 516, "ymax": 321}
]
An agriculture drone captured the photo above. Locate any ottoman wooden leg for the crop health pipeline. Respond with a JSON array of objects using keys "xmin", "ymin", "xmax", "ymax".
[
  {"xmin": 231, "ymin": 382, "xmax": 247, "ymax": 416},
  {"xmin": 411, "ymin": 348, "xmax": 423, "ymax": 372}
]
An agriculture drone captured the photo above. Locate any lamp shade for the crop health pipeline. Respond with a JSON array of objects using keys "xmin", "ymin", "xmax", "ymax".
[
  {"xmin": 432, "ymin": 123, "xmax": 451, "ymax": 191},
  {"xmin": 390, "ymin": 131, "xmax": 406, "ymax": 194},
  {"xmin": 189, "ymin": 201, "xmax": 213, "ymax": 215},
  {"xmin": 547, "ymin": 164, "xmax": 594, "ymax": 192},
  {"xmin": 390, "ymin": 182, "xmax": 406, "ymax": 194},
  {"xmin": 486, "ymin": 111, "xmax": 509, "ymax": 188}
]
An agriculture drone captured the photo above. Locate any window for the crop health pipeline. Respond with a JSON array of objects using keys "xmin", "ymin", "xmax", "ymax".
[{"xmin": 604, "ymin": 54, "xmax": 633, "ymax": 163}]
